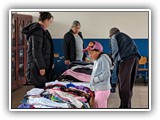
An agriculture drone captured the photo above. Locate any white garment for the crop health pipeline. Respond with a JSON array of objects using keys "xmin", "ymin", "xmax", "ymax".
[
  {"xmin": 45, "ymin": 80, "xmax": 67, "ymax": 87},
  {"xmin": 27, "ymin": 88, "xmax": 44, "ymax": 96},
  {"xmin": 73, "ymin": 34, "xmax": 83, "ymax": 61},
  {"xmin": 71, "ymin": 64, "xmax": 93, "ymax": 70},
  {"xmin": 33, "ymin": 105, "xmax": 54, "ymax": 108},
  {"xmin": 50, "ymin": 90, "xmax": 83, "ymax": 108},
  {"xmin": 45, "ymin": 80, "xmax": 90, "ymax": 88},
  {"xmin": 27, "ymin": 97, "xmax": 69, "ymax": 108}
]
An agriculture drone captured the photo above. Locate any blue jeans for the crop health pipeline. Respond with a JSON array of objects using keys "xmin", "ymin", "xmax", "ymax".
[{"xmin": 111, "ymin": 63, "xmax": 119, "ymax": 84}]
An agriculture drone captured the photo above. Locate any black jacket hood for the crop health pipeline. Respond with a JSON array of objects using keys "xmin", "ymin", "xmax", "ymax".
[{"xmin": 22, "ymin": 22, "xmax": 43, "ymax": 40}]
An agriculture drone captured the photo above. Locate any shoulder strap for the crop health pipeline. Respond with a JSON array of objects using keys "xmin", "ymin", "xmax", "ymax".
[
  {"xmin": 102, "ymin": 53, "xmax": 115, "ymax": 66},
  {"xmin": 106, "ymin": 53, "xmax": 114, "ymax": 66}
]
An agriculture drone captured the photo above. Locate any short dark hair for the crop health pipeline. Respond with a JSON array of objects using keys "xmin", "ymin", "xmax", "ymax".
[{"xmin": 39, "ymin": 12, "xmax": 53, "ymax": 22}]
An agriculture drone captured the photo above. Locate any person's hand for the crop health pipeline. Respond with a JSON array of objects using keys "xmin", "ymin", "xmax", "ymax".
[
  {"xmin": 65, "ymin": 60, "xmax": 70, "ymax": 65},
  {"xmin": 89, "ymin": 96, "xmax": 94, "ymax": 108},
  {"xmin": 40, "ymin": 69, "xmax": 45, "ymax": 76}
]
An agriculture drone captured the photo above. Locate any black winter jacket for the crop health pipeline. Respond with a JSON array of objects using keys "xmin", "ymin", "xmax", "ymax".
[
  {"xmin": 22, "ymin": 22, "xmax": 54, "ymax": 69},
  {"xmin": 22, "ymin": 22, "xmax": 54, "ymax": 87},
  {"xmin": 63, "ymin": 29, "xmax": 86, "ymax": 62}
]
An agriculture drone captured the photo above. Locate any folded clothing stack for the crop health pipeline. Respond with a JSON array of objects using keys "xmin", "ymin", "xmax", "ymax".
[
  {"xmin": 18, "ymin": 81, "xmax": 94, "ymax": 109},
  {"xmin": 58, "ymin": 61, "xmax": 93, "ymax": 82}
]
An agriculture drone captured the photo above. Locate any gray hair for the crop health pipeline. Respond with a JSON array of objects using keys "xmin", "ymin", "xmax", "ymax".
[
  {"xmin": 72, "ymin": 20, "xmax": 81, "ymax": 27},
  {"xmin": 109, "ymin": 27, "xmax": 120, "ymax": 37}
]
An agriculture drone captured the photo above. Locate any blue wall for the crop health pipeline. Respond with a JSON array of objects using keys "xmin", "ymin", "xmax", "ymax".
[
  {"xmin": 52, "ymin": 38, "xmax": 149, "ymax": 78},
  {"xmin": 83, "ymin": 39, "xmax": 148, "ymax": 57}
]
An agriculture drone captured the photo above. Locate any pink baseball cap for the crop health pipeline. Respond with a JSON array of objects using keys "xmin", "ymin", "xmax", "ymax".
[{"xmin": 82, "ymin": 41, "xmax": 103, "ymax": 52}]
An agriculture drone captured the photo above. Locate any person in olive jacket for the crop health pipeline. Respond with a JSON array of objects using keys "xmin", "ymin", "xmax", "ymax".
[
  {"xmin": 63, "ymin": 21, "xmax": 86, "ymax": 65},
  {"xmin": 22, "ymin": 12, "xmax": 54, "ymax": 88}
]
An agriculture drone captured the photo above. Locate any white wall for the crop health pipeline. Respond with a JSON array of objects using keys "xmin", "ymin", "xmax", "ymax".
[{"xmin": 17, "ymin": 11, "xmax": 148, "ymax": 39}]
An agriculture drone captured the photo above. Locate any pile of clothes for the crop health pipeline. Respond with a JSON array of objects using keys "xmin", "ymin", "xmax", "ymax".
[
  {"xmin": 58, "ymin": 61, "xmax": 93, "ymax": 82},
  {"xmin": 18, "ymin": 81, "xmax": 94, "ymax": 109}
]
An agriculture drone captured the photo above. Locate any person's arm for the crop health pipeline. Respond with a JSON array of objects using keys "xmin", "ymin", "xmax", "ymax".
[
  {"xmin": 111, "ymin": 35, "xmax": 119, "ymax": 61},
  {"xmin": 63, "ymin": 33, "xmax": 71, "ymax": 65},
  {"xmin": 79, "ymin": 32, "xmax": 86, "ymax": 61},
  {"xmin": 82, "ymin": 43, "xmax": 87, "ymax": 61},
  {"xmin": 31, "ymin": 29, "xmax": 46, "ymax": 71},
  {"xmin": 46, "ymin": 30, "xmax": 54, "ymax": 68},
  {"xmin": 93, "ymin": 57, "xmax": 111, "ymax": 83},
  {"xmin": 89, "ymin": 96, "xmax": 94, "ymax": 108},
  {"xmin": 63, "ymin": 33, "xmax": 70, "ymax": 60}
]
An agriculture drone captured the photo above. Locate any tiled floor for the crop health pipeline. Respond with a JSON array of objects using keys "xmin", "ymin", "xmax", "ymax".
[
  {"xmin": 11, "ymin": 82, "xmax": 149, "ymax": 109},
  {"xmin": 108, "ymin": 85, "xmax": 148, "ymax": 108}
]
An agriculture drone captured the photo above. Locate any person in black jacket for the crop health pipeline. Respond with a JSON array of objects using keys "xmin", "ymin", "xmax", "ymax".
[
  {"xmin": 109, "ymin": 27, "xmax": 141, "ymax": 108},
  {"xmin": 63, "ymin": 21, "xmax": 86, "ymax": 65},
  {"xmin": 22, "ymin": 12, "xmax": 54, "ymax": 88}
]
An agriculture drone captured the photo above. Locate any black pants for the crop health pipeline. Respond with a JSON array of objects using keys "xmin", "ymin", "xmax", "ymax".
[
  {"xmin": 29, "ymin": 60, "xmax": 52, "ymax": 88},
  {"xmin": 118, "ymin": 57, "xmax": 139, "ymax": 108}
]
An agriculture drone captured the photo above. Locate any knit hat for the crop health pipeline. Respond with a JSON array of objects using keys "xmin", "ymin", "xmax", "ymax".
[
  {"xmin": 72, "ymin": 20, "xmax": 81, "ymax": 27},
  {"xmin": 82, "ymin": 41, "xmax": 103, "ymax": 52}
]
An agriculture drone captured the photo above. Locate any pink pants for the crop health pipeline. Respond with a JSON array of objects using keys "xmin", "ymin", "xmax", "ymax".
[{"xmin": 94, "ymin": 90, "xmax": 110, "ymax": 108}]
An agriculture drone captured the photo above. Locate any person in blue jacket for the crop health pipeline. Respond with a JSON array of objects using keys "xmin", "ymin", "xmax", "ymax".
[{"xmin": 109, "ymin": 27, "xmax": 141, "ymax": 108}]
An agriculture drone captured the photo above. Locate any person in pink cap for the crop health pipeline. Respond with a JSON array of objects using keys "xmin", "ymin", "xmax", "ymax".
[{"xmin": 83, "ymin": 41, "xmax": 113, "ymax": 108}]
